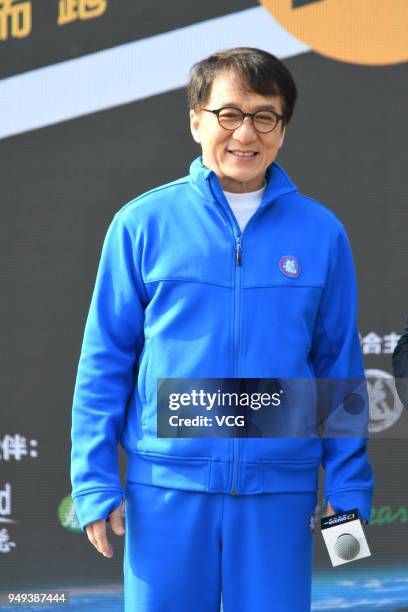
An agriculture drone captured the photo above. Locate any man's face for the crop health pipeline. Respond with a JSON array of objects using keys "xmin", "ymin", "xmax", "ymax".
[{"xmin": 189, "ymin": 69, "xmax": 286, "ymax": 193}]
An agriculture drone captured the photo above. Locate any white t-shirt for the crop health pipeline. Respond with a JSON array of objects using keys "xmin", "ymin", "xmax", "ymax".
[{"xmin": 223, "ymin": 180, "xmax": 267, "ymax": 232}]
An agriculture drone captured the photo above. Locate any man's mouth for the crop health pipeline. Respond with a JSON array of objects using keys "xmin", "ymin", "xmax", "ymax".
[{"xmin": 228, "ymin": 150, "xmax": 259, "ymax": 158}]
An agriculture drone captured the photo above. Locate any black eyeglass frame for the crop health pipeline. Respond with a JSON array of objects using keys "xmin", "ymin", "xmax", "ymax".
[{"xmin": 202, "ymin": 106, "xmax": 285, "ymax": 133}]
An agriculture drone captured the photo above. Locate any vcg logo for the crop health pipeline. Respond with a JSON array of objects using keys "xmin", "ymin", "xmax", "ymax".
[{"xmin": 260, "ymin": 0, "xmax": 408, "ymax": 65}]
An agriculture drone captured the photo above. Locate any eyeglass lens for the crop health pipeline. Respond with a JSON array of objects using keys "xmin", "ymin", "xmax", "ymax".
[{"xmin": 218, "ymin": 108, "xmax": 278, "ymax": 133}]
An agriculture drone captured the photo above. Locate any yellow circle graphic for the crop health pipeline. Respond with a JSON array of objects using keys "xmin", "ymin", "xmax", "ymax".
[{"xmin": 260, "ymin": 0, "xmax": 408, "ymax": 65}]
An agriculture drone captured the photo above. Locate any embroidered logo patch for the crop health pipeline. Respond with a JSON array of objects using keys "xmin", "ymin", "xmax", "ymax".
[{"xmin": 279, "ymin": 255, "xmax": 301, "ymax": 278}]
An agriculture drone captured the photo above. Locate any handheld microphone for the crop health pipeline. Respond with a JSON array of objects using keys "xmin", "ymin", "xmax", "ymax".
[
  {"xmin": 320, "ymin": 508, "xmax": 371, "ymax": 567},
  {"xmin": 334, "ymin": 533, "xmax": 360, "ymax": 560}
]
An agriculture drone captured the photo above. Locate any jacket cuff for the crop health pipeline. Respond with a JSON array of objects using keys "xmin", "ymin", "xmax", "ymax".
[
  {"xmin": 325, "ymin": 488, "xmax": 374, "ymax": 524},
  {"xmin": 72, "ymin": 489, "xmax": 123, "ymax": 532}
]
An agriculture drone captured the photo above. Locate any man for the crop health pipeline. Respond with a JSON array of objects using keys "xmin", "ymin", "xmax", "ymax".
[
  {"xmin": 71, "ymin": 47, "xmax": 374, "ymax": 611},
  {"xmin": 393, "ymin": 316, "xmax": 408, "ymax": 406}
]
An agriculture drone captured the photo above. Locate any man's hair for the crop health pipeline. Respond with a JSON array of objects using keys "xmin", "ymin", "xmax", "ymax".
[{"xmin": 187, "ymin": 47, "xmax": 298, "ymax": 125}]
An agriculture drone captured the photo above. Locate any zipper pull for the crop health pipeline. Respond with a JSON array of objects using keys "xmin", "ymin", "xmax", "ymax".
[{"xmin": 235, "ymin": 238, "xmax": 242, "ymax": 267}]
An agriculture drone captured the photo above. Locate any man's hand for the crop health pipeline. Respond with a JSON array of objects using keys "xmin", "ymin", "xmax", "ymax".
[
  {"xmin": 326, "ymin": 501, "xmax": 368, "ymax": 525},
  {"xmin": 85, "ymin": 500, "xmax": 125, "ymax": 558}
]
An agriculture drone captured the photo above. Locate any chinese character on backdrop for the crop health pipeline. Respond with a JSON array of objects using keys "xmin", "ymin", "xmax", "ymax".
[
  {"xmin": 0, "ymin": 0, "xmax": 31, "ymax": 41},
  {"xmin": 57, "ymin": 0, "xmax": 107, "ymax": 26}
]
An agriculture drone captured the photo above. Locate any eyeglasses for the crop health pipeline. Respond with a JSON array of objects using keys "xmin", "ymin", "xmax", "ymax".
[{"xmin": 202, "ymin": 106, "xmax": 284, "ymax": 134}]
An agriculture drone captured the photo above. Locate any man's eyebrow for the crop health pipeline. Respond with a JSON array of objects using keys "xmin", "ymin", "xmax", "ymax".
[{"xmin": 220, "ymin": 103, "xmax": 279, "ymax": 111}]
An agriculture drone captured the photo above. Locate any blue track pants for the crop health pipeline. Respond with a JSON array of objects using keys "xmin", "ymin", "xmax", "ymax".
[{"xmin": 123, "ymin": 481, "xmax": 317, "ymax": 612}]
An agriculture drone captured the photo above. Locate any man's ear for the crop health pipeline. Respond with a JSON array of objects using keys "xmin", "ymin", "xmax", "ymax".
[
  {"xmin": 189, "ymin": 108, "xmax": 201, "ymax": 144},
  {"xmin": 278, "ymin": 124, "xmax": 286, "ymax": 149}
]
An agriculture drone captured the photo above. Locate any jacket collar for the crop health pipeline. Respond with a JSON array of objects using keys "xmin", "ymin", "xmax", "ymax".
[{"xmin": 188, "ymin": 155, "xmax": 297, "ymax": 210}]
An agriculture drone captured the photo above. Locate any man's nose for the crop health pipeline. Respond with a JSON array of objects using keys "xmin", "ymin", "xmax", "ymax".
[{"xmin": 232, "ymin": 116, "xmax": 258, "ymax": 142}]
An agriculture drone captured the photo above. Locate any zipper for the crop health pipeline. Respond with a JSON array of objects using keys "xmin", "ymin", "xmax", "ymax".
[
  {"xmin": 235, "ymin": 238, "xmax": 242, "ymax": 267},
  {"xmin": 208, "ymin": 177, "xmax": 271, "ymax": 496},
  {"xmin": 231, "ymin": 233, "xmax": 242, "ymax": 495}
]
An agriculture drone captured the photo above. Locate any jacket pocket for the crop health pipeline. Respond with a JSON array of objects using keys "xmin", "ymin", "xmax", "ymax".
[
  {"xmin": 138, "ymin": 338, "xmax": 151, "ymax": 406},
  {"xmin": 140, "ymin": 337, "xmax": 158, "ymax": 435}
]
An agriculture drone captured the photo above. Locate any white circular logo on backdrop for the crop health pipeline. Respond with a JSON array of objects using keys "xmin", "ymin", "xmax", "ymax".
[{"xmin": 366, "ymin": 369, "xmax": 403, "ymax": 433}]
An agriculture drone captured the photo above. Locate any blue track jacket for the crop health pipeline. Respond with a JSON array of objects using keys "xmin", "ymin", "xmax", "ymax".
[{"xmin": 70, "ymin": 156, "xmax": 374, "ymax": 531}]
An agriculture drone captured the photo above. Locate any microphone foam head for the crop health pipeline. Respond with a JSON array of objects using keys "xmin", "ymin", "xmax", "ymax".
[{"xmin": 334, "ymin": 533, "xmax": 361, "ymax": 560}]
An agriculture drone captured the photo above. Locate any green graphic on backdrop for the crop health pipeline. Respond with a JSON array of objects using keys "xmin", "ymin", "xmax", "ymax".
[
  {"xmin": 58, "ymin": 495, "xmax": 81, "ymax": 532},
  {"xmin": 370, "ymin": 506, "xmax": 408, "ymax": 526}
]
